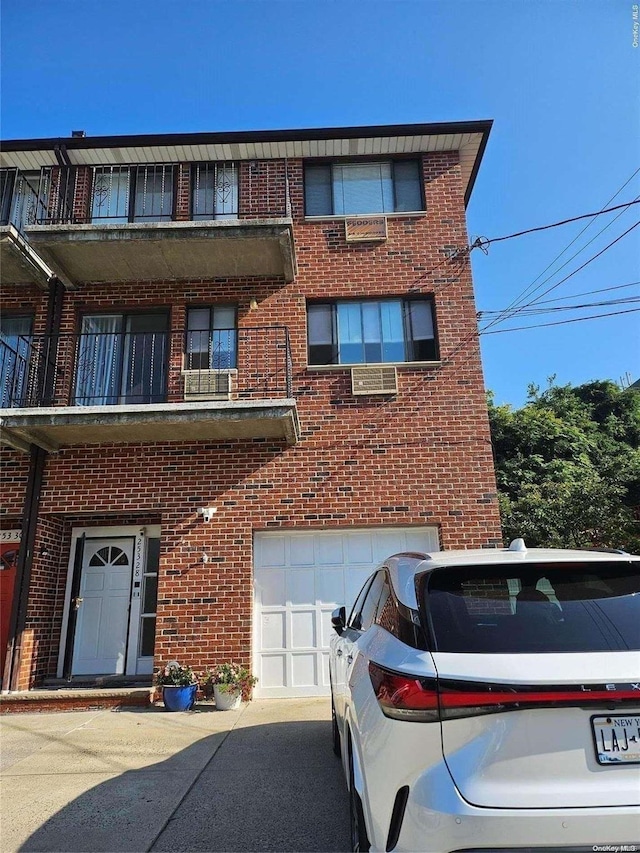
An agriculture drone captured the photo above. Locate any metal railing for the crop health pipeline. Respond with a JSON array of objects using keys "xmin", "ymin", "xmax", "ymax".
[
  {"xmin": 192, "ymin": 163, "xmax": 238, "ymax": 220},
  {"xmin": 0, "ymin": 167, "xmax": 76, "ymax": 235},
  {"xmin": 90, "ymin": 165, "xmax": 175, "ymax": 222},
  {"xmin": 0, "ymin": 326, "xmax": 292, "ymax": 408},
  {"xmin": 0, "ymin": 160, "xmax": 293, "ymax": 229}
]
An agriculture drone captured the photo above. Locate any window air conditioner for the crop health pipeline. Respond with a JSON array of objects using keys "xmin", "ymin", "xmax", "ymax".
[
  {"xmin": 183, "ymin": 370, "xmax": 232, "ymax": 401},
  {"xmin": 351, "ymin": 366, "xmax": 398, "ymax": 396}
]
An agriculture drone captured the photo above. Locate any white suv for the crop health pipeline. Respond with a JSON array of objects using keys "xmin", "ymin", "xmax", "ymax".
[{"xmin": 329, "ymin": 539, "xmax": 640, "ymax": 853}]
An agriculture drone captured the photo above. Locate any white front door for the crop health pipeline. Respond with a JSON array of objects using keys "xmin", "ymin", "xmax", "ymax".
[
  {"xmin": 253, "ymin": 526, "xmax": 439, "ymax": 698},
  {"xmin": 71, "ymin": 537, "xmax": 134, "ymax": 676}
]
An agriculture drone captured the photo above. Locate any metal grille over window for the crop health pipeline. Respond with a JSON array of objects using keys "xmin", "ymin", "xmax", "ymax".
[
  {"xmin": 192, "ymin": 163, "xmax": 238, "ymax": 220},
  {"xmin": 90, "ymin": 165, "xmax": 174, "ymax": 223}
]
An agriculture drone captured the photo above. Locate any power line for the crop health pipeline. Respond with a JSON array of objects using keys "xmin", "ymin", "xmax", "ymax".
[
  {"xmin": 509, "ymin": 219, "xmax": 640, "ymax": 310},
  {"xmin": 471, "ymin": 197, "xmax": 640, "ymax": 250},
  {"xmin": 523, "ymin": 280, "xmax": 640, "ymax": 306},
  {"xmin": 473, "ymin": 168, "xmax": 640, "ymax": 333},
  {"xmin": 479, "ymin": 294, "xmax": 640, "ymax": 319},
  {"xmin": 492, "ymin": 194, "xmax": 640, "ymax": 320},
  {"xmin": 481, "ymin": 307, "xmax": 640, "ymax": 335}
]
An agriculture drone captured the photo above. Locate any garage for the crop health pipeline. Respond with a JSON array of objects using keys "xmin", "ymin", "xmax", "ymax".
[{"xmin": 253, "ymin": 526, "xmax": 439, "ymax": 698}]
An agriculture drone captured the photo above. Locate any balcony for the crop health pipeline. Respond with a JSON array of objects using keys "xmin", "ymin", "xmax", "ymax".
[
  {"xmin": 1, "ymin": 164, "xmax": 297, "ymax": 287},
  {"xmin": 0, "ymin": 326, "xmax": 299, "ymax": 452},
  {"xmin": 0, "ymin": 169, "xmax": 58, "ymax": 287}
]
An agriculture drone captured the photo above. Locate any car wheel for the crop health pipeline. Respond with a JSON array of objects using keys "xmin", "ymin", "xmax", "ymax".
[
  {"xmin": 331, "ymin": 695, "xmax": 341, "ymax": 757},
  {"xmin": 349, "ymin": 744, "xmax": 370, "ymax": 853}
]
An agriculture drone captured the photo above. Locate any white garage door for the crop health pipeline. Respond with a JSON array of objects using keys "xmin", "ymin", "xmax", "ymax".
[{"xmin": 253, "ymin": 526, "xmax": 439, "ymax": 698}]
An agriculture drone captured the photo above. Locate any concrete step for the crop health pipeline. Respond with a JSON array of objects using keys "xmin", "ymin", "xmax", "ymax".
[{"xmin": 0, "ymin": 687, "xmax": 155, "ymax": 714}]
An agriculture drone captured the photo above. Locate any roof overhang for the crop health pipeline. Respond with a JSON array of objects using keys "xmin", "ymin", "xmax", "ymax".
[{"xmin": 1, "ymin": 120, "xmax": 493, "ymax": 206}]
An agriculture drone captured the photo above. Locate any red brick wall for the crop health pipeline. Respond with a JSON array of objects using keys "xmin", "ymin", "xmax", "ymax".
[
  {"xmin": 3, "ymin": 151, "xmax": 502, "ymax": 687},
  {"xmin": 0, "ymin": 449, "xmax": 29, "ymax": 520}
]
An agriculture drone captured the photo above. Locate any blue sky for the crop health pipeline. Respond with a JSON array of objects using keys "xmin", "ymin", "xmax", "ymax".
[{"xmin": 2, "ymin": 0, "xmax": 638, "ymax": 406}]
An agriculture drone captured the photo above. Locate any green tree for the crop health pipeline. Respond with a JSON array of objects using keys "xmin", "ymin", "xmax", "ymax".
[{"xmin": 488, "ymin": 380, "xmax": 640, "ymax": 554}]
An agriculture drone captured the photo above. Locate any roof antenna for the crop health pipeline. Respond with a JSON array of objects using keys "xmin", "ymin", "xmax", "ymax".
[{"xmin": 508, "ymin": 538, "xmax": 527, "ymax": 552}]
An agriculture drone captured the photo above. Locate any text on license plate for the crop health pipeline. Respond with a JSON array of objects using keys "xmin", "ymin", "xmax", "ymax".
[{"xmin": 591, "ymin": 715, "xmax": 640, "ymax": 764}]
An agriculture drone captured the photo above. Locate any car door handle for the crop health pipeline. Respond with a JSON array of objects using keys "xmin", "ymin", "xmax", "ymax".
[{"xmin": 336, "ymin": 649, "xmax": 343, "ymax": 657}]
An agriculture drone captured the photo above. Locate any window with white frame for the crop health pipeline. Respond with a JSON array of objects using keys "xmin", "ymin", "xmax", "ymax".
[
  {"xmin": 307, "ymin": 298, "xmax": 437, "ymax": 365},
  {"xmin": 304, "ymin": 160, "xmax": 424, "ymax": 216}
]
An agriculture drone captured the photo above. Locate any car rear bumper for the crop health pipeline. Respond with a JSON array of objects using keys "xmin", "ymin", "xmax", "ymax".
[{"xmin": 391, "ymin": 774, "xmax": 640, "ymax": 853}]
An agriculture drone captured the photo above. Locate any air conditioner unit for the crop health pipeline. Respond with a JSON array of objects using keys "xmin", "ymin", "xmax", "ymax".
[
  {"xmin": 183, "ymin": 370, "xmax": 232, "ymax": 401},
  {"xmin": 351, "ymin": 365, "xmax": 398, "ymax": 396}
]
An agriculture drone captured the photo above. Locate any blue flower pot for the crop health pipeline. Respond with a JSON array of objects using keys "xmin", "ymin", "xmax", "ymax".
[{"xmin": 162, "ymin": 684, "xmax": 197, "ymax": 711}]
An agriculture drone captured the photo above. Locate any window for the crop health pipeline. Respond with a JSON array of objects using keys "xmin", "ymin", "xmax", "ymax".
[
  {"xmin": 185, "ymin": 306, "xmax": 237, "ymax": 370},
  {"xmin": 358, "ymin": 572, "xmax": 386, "ymax": 632},
  {"xmin": 139, "ymin": 537, "xmax": 160, "ymax": 659},
  {"xmin": 308, "ymin": 298, "xmax": 436, "ymax": 365},
  {"xmin": 0, "ymin": 170, "xmax": 16, "ymax": 225},
  {"xmin": 0, "ymin": 315, "xmax": 33, "ymax": 407},
  {"xmin": 425, "ymin": 563, "xmax": 640, "ymax": 653},
  {"xmin": 8, "ymin": 171, "xmax": 50, "ymax": 231},
  {"xmin": 375, "ymin": 575, "xmax": 400, "ymax": 638},
  {"xmin": 192, "ymin": 163, "xmax": 238, "ymax": 220},
  {"xmin": 305, "ymin": 160, "xmax": 423, "ymax": 216},
  {"xmin": 75, "ymin": 312, "xmax": 168, "ymax": 405},
  {"xmin": 90, "ymin": 165, "xmax": 174, "ymax": 223},
  {"xmin": 348, "ymin": 575, "xmax": 375, "ymax": 630}
]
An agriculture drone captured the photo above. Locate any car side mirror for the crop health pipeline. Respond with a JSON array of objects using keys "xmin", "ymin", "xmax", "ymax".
[{"xmin": 331, "ymin": 606, "xmax": 346, "ymax": 636}]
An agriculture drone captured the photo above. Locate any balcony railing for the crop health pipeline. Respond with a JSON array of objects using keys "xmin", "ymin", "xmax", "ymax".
[
  {"xmin": 0, "ymin": 167, "xmax": 75, "ymax": 236},
  {"xmin": 0, "ymin": 161, "xmax": 292, "ymax": 229},
  {"xmin": 0, "ymin": 326, "xmax": 293, "ymax": 409}
]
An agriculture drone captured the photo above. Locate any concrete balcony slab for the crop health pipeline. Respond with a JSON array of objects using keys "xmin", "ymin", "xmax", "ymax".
[
  {"xmin": 25, "ymin": 219, "xmax": 297, "ymax": 285},
  {"xmin": 0, "ymin": 224, "xmax": 54, "ymax": 288},
  {"xmin": 0, "ymin": 399, "xmax": 300, "ymax": 452}
]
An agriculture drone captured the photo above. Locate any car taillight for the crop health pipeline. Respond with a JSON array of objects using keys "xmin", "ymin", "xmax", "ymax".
[
  {"xmin": 369, "ymin": 663, "xmax": 640, "ymax": 723},
  {"xmin": 369, "ymin": 661, "xmax": 440, "ymax": 722},
  {"xmin": 369, "ymin": 662, "xmax": 507, "ymax": 722}
]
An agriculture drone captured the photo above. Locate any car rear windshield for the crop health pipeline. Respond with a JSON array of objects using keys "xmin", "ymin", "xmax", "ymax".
[{"xmin": 423, "ymin": 561, "xmax": 640, "ymax": 653}]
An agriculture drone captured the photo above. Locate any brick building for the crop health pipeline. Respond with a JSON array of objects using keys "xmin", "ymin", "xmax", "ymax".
[{"xmin": 0, "ymin": 122, "xmax": 502, "ymax": 696}]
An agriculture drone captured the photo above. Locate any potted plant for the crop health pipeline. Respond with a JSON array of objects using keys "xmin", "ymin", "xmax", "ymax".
[
  {"xmin": 155, "ymin": 662, "xmax": 198, "ymax": 711},
  {"xmin": 203, "ymin": 663, "xmax": 258, "ymax": 711}
]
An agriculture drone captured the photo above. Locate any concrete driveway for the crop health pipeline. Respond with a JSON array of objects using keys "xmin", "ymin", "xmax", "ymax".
[{"xmin": 0, "ymin": 698, "xmax": 350, "ymax": 852}]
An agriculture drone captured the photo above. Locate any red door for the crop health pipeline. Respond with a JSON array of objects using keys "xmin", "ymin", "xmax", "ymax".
[{"xmin": 0, "ymin": 542, "xmax": 19, "ymax": 679}]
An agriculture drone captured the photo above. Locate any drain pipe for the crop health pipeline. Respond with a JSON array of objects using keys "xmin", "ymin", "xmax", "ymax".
[{"xmin": 2, "ymin": 277, "xmax": 64, "ymax": 693}]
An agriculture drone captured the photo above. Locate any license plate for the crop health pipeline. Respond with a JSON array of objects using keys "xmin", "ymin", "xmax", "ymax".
[{"xmin": 591, "ymin": 714, "xmax": 640, "ymax": 764}]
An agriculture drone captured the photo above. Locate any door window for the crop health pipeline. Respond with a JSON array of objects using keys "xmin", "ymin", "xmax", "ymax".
[
  {"xmin": 75, "ymin": 312, "xmax": 168, "ymax": 405},
  {"xmin": 0, "ymin": 315, "xmax": 33, "ymax": 407}
]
